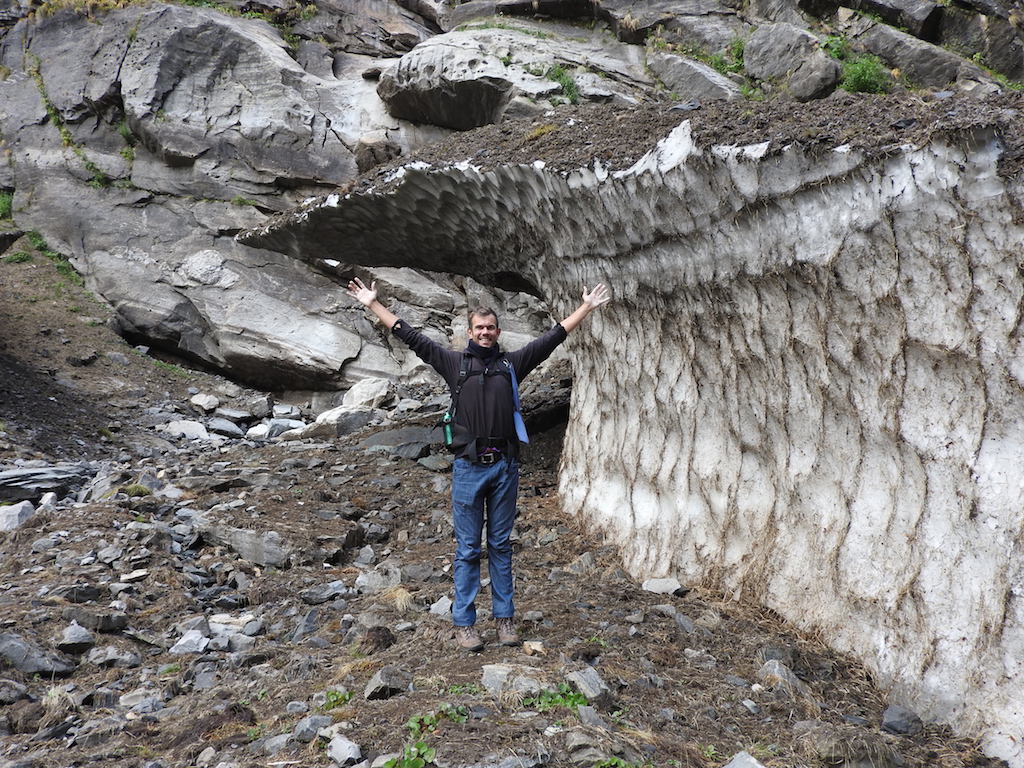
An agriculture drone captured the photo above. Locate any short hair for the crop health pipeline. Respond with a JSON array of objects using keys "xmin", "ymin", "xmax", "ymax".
[{"xmin": 468, "ymin": 306, "xmax": 500, "ymax": 328}]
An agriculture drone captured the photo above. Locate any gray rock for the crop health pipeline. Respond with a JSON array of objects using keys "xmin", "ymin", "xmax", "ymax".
[
  {"xmin": 0, "ymin": 500, "xmax": 35, "ymax": 531},
  {"xmin": 194, "ymin": 513, "xmax": 294, "ymax": 567},
  {"xmin": 300, "ymin": 580, "xmax": 349, "ymax": 605},
  {"xmin": 429, "ymin": 595, "xmax": 453, "ymax": 616},
  {"xmin": 207, "ymin": 418, "xmax": 245, "ymax": 438},
  {"xmin": 0, "ymin": 633, "xmax": 77, "ymax": 676},
  {"xmin": 56, "ymin": 622, "xmax": 96, "ymax": 654},
  {"xmin": 190, "ymin": 393, "xmax": 220, "ymax": 411},
  {"xmin": 354, "ymin": 561, "xmax": 402, "ymax": 593},
  {"xmin": 169, "ymin": 629, "xmax": 210, "ymax": 655},
  {"xmin": 267, "ymin": 418, "xmax": 307, "ymax": 438},
  {"xmin": 0, "ymin": 679, "xmax": 29, "ymax": 704},
  {"xmin": 327, "ymin": 734, "xmax": 362, "ymax": 766},
  {"xmin": 722, "ymin": 751, "xmax": 768, "ymax": 768},
  {"xmin": 576, "ymin": 704, "xmax": 609, "ymax": 729},
  {"xmin": 272, "ymin": 404, "xmax": 302, "ymax": 419},
  {"xmin": 291, "ymin": 609, "xmax": 320, "ymax": 642},
  {"xmin": 364, "ymin": 666, "xmax": 412, "ymax": 700},
  {"xmin": 564, "ymin": 667, "xmax": 612, "ymax": 708},
  {"xmin": 261, "ymin": 733, "xmax": 292, "ymax": 755},
  {"xmin": 652, "ymin": 604, "xmax": 696, "ymax": 633},
  {"xmin": 647, "ymin": 53, "xmax": 742, "ymax": 102},
  {"xmin": 0, "ymin": 463, "xmax": 94, "ymax": 503},
  {"xmin": 882, "ymin": 703, "xmax": 924, "ymax": 735},
  {"xmin": 358, "ymin": 426, "xmax": 435, "ymax": 460},
  {"xmin": 855, "ymin": 22, "xmax": 989, "ymax": 88},
  {"xmin": 87, "ymin": 645, "xmax": 141, "ymax": 668},
  {"xmin": 758, "ymin": 659, "xmax": 813, "ymax": 700},
  {"xmin": 292, "ymin": 714, "xmax": 333, "ymax": 743},
  {"xmin": 213, "ymin": 407, "xmax": 252, "ymax": 423},
  {"xmin": 162, "ymin": 420, "xmax": 211, "ymax": 440},
  {"xmin": 51, "ymin": 584, "xmax": 102, "ymax": 603},
  {"xmin": 744, "ymin": 23, "xmax": 841, "ymax": 101},
  {"xmin": 417, "ymin": 454, "xmax": 452, "ymax": 472},
  {"xmin": 61, "ymin": 607, "xmax": 128, "ymax": 633},
  {"xmin": 849, "ymin": 0, "xmax": 942, "ymax": 39}
]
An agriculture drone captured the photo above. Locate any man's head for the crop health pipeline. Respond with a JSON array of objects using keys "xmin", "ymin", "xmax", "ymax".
[{"xmin": 467, "ymin": 306, "xmax": 501, "ymax": 348}]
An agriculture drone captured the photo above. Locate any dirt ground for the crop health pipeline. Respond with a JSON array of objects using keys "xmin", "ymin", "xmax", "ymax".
[
  {"xmin": 0, "ymin": 209, "xmax": 1011, "ymax": 765},
  {"xmin": 356, "ymin": 90, "xmax": 1024, "ymax": 182}
]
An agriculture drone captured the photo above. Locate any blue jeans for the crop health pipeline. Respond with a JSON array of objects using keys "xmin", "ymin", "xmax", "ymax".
[{"xmin": 450, "ymin": 456, "xmax": 520, "ymax": 626}]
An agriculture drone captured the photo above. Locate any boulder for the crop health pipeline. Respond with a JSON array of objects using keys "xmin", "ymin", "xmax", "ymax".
[
  {"xmin": 0, "ymin": 463, "xmax": 94, "ymax": 503},
  {"xmin": 0, "ymin": 500, "xmax": 35, "ymax": 531},
  {"xmin": 744, "ymin": 23, "xmax": 840, "ymax": 101},
  {"xmin": 377, "ymin": 22, "xmax": 656, "ymax": 129},
  {"xmin": 342, "ymin": 378, "xmax": 395, "ymax": 409},
  {"xmin": 647, "ymin": 52, "xmax": 742, "ymax": 102},
  {"xmin": 853, "ymin": 21, "xmax": 992, "ymax": 88},
  {"xmin": 846, "ymin": 0, "xmax": 942, "ymax": 40},
  {"xmin": 0, "ymin": 633, "xmax": 77, "ymax": 676}
]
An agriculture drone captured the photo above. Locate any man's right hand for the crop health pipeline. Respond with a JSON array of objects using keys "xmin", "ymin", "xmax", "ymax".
[{"xmin": 346, "ymin": 278, "xmax": 378, "ymax": 307}]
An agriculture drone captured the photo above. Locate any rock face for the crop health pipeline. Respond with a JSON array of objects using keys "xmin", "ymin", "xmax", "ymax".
[{"xmin": 243, "ymin": 104, "xmax": 1024, "ymax": 766}]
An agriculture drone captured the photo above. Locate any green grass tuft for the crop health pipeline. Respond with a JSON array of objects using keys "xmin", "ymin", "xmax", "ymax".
[
  {"xmin": 0, "ymin": 191, "xmax": 12, "ymax": 219},
  {"xmin": 840, "ymin": 54, "xmax": 891, "ymax": 93},
  {"xmin": 3, "ymin": 251, "xmax": 32, "ymax": 264}
]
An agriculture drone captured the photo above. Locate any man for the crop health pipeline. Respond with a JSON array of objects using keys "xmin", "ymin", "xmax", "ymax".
[{"xmin": 346, "ymin": 277, "xmax": 610, "ymax": 651}]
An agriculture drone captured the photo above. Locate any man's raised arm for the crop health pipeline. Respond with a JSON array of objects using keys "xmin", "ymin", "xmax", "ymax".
[
  {"xmin": 346, "ymin": 278, "xmax": 399, "ymax": 330},
  {"xmin": 559, "ymin": 283, "xmax": 611, "ymax": 334}
]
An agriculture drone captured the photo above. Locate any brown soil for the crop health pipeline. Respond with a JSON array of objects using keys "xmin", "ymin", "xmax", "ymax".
[
  {"xmin": 0, "ymin": 191, "xmax": 1009, "ymax": 765},
  {"xmin": 362, "ymin": 90, "xmax": 1024, "ymax": 181}
]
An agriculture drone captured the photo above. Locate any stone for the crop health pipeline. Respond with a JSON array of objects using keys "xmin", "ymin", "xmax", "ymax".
[
  {"xmin": 0, "ymin": 634, "xmax": 77, "ymax": 677},
  {"xmin": 855, "ymin": 22, "xmax": 989, "ymax": 88},
  {"xmin": 576, "ymin": 705, "xmax": 609, "ymax": 729},
  {"xmin": 169, "ymin": 629, "xmax": 210, "ymax": 655},
  {"xmin": 758, "ymin": 660, "xmax": 813, "ymax": 702},
  {"xmin": 300, "ymin": 580, "xmax": 349, "ymax": 605},
  {"xmin": 87, "ymin": 645, "xmax": 141, "ymax": 668},
  {"xmin": 744, "ymin": 23, "xmax": 840, "ymax": 102},
  {"xmin": 0, "ymin": 679, "xmax": 29, "ymax": 704},
  {"xmin": 207, "ymin": 418, "xmax": 245, "ymax": 438},
  {"xmin": 647, "ymin": 53, "xmax": 742, "ymax": 103},
  {"xmin": 51, "ymin": 584, "xmax": 102, "ymax": 603},
  {"xmin": 849, "ymin": 0, "xmax": 942, "ymax": 39},
  {"xmin": 564, "ymin": 667, "xmax": 612, "ymax": 708},
  {"xmin": 0, "ymin": 463, "xmax": 94, "ymax": 503},
  {"xmin": 722, "ymin": 752, "xmax": 768, "ymax": 768},
  {"xmin": 0, "ymin": 500, "xmax": 35, "ymax": 531},
  {"xmin": 292, "ymin": 714, "xmax": 333, "ymax": 743},
  {"xmin": 641, "ymin": 578, "xmax": 685, "ymax": 595},
  {"xmin": 190, "ymin": 393, "xmax": 220, "ymax": 411},
  {"xmin": 327, "ymin": 734, "xmax": 362, "ymax": 765},
  {"xmin": 162, "ymin": 420, "xmax": 211, "ymax": 440},
  {"xmin": 429, "ymin": 595, "xmax": 453, "ymax": 616},
  {"xmin": 358, "ymin": 426, "xmax": 435, "ymax": 460},
  {"xmin": 364, "ymin": 666, "xmax": 412, "ymax": 700},
  {"xmin": 56, "ymin": 622, "xmax": 96, "ymax": 654},
  {"xmin": 194, "ymin": 513, "xmax": 294, "ymax": 567},
  {"xmin": 61, "ymin": 607, "xmax": 128, "ymax": 633},
  {"xmin": 342, "ymin": 378, "xmax": 395, "ymax": 409},
  {"xmin": 417, "ymin": 454, "xmax": 452, "ymax": 472},
  {"xmin": 882, "ymin": 704, "xmax": 924, "ymax": 735}
]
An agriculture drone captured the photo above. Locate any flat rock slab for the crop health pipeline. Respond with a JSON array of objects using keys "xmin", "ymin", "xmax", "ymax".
[
  {"xmin": 0, "ymin": 463, "xmax": 95, "ymax": 503},
  {"xmin": 0, "ymin": 633, "xmax": 77, "ymax": 677}
]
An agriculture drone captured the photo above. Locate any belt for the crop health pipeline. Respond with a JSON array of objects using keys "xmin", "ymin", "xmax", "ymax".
[{"xmin": 476, "ymin": 449, "xmax": 503, "ymax": 466}]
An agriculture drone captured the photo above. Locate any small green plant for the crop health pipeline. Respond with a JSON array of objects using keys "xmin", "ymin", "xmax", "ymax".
[
  {"xmin": 447, "ymin": 683, "xmax": 483, "ymax": 696},
  {"xmin": 121, "ymin": 483, "xmax": 151, "ymax": 497},
  {"xmin": 546, "ymin": 64, "xmax": 580, "ymax": 104},
  {"xmin": 458, "ymin": 20, "xmax": 552, "ymax": 39},
  {"xmin": 231, "ymin": 195, "xmax": 260, "ymax": 206},
  {"xmin": 299, "ymin": 3, "xmax": 317, "ymax": 19},
  {"xmin": 822, "ymin": 34, "xmax": 850, "ymax": 60},
  {"xmin": 0, "ymin": 191, "xmax": 12, "ymax": 218},
  {"xmin": 728, "ymin": 36, "xmax": 745, "ymax": 65},
  {"xmin": 153, "ymin": 359, "xmax": 189, "ymax": 376},
  {"xmin": 740, "ymin": 83, "xmax": 764, "ymax": 100},
  {"xmin": 700, "ymin": 744, "xmax": 720, "ymax": 760},
  {"xmin": 321, "ymin": 689, "xmax": 354, "ymax": 710},
  {"xmin": 120, "ymin": 145, "xmax": 135, "ymax": 162},
  {"xmin": 523, "ymin": 683, "xmax": 588, "ymax": 713},
  {"xmin": 0, "ymin": 420, "xmax": 7, "ymax": 433},
  {"xmin": 245, "ymin": 725, "xmax": 264, "ymax": 742},
  {"xmin": 159, "ymin": 663, "xmax": 181, "ymax": 675},
  {"xmin": 3, "ymin": 251, "xmax": 32, "ymax": 264},
  {"xmin": 840, "ymin": 54, "xmax": 891, "ymax": 93},
  {"xmin": 585, "ymin": 635, "xmax": 609, "ymax": 648},
  {"xmin": 383, "ymin": 740, "xmax": 436, "ymax": 768}
]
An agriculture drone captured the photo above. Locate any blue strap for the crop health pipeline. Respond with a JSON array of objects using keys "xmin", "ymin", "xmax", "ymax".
[{"xmin": 505, "ymin": 360, "xmax": 529, "ymax": 444}]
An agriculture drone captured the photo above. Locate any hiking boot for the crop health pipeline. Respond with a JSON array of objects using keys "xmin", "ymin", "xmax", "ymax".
[
  {"xmin": 496, "ymin": 617, "xmax": 521, "ymax": 647},
  {"xmin": 455, "ymin": 625, "xmax": 484, "ymax": 652}
]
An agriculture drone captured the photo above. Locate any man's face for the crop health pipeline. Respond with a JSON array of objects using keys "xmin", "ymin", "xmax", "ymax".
[{"xmin": 468, "ymin": 313, "xmax": 501, "ymax": 348}]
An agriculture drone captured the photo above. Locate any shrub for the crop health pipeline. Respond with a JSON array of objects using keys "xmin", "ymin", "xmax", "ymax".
[
  {"xmin": 3, "ymin": 251, "xmax": 31, "ymax": 264},
  {"xmin": 823, "ymin": 34, "xmax": 850, "ymax": 60},
  {"xmin": 840, "ymin": 54, "xmax": 891, "ymax": 93},
  {"xmin": 545, "ymin": 65, "xmax": 580, "ymax": 104},
  {"xmin": 0, "ymin": 191, "xmax": 12, "ymax": 218}
]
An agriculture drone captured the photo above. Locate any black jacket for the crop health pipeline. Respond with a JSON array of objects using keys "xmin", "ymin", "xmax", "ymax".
[{"xmin": 391, "ymin": 319, "xmax": 568, "ymax": 458}]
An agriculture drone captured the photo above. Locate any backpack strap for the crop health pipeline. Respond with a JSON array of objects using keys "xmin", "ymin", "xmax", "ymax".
[
  {"xmin": 441, "ymin": 353, "xmax": 473, "ymax": 448},
  {"xmin": 503, "ymin": 358, "xmax": 530, "ymax": 444}
]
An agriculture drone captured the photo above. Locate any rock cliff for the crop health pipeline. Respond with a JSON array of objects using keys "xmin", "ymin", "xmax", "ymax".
[{"xmin": 243, "ymin": 95, "xmax": 1024, "ymax": 766}]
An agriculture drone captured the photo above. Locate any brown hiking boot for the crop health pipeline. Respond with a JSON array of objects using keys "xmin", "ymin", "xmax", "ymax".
[
  {"xmin": 455, "ymin": 625, "xmax": 484, "ymax": 652},
  {"xmin": 496, "ymin": 617, "xmax": 521, "ymax": 647}
]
